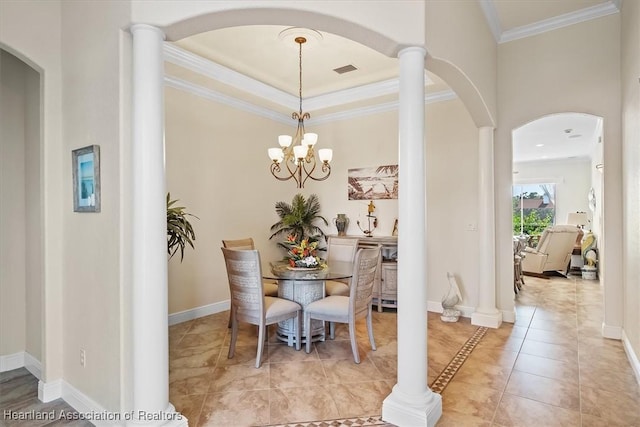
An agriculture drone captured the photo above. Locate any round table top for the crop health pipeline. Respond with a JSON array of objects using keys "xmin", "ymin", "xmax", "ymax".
[{"xmin": 263, "ymin": 260, "xmax": 353, "ymax": 281}]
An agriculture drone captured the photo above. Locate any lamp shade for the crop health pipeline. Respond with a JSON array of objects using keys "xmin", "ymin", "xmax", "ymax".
[
  {"xmin": 318, "ymin": 148, "xmax": 333, "ymax": 163},
  {"xmin": 268, "ymin": 148, "xmax": 284, "ymax": 163},
  {"xmin": 566, "ymin": 212, "xmax": 588, "ymax": 227},
  {"xmin": 303, "ymin": 133, "xmax": 318, "ymax": 146},
  {"xmin": 293, "ymin": 145, "xmax": 307, "ymax": 160},
  {"xmin": 278, "ymin": 135, "xmax": 293, "ymax": 148}
]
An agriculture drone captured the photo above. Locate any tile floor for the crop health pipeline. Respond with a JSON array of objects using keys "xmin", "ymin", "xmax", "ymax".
[
  {"xmin": 170, "ymin": 275, "xmax": 640, "ymax": 427},
  {"xmin": 2, "ymin": 274, "xmax": 637, "ymax": 427}
]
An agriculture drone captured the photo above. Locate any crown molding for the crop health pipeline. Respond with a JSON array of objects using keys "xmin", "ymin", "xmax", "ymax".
[
  {"xmin": 302, "ymin": 78, "xmax": 401, "ymax": 112},
  {"xmin": 166, "ymin": 73, "xmax": 457, "ymax": 126},
  {"xmin": 478, "ymin": 0, "xmax": 502, "ymax": 43},
  {"xmin": 164, "ymin": 75, "xmax": 292, "ymax": 126},
  {"xmin": 480, "ymin": 0, "xmax": 621, "ymax": 44},
  {"xmin": 164, "ymin": 43, "xmax": 295, "ymax": 110},
  {"xmin": 499, "ymin": 1, "xmax": 621, "ymax": 44},
  {"xmin": 310, "ymin": 89, "xmax": 456, "ymax": 125},
  {"xmin": 164, "ymin": 43, "xmax": 432, "ymax": 113}
]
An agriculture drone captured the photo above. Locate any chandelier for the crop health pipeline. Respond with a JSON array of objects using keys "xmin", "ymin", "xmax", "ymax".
[{"xmin": 268, "ymin": 36, "xmax": 332, "ymax": 188}]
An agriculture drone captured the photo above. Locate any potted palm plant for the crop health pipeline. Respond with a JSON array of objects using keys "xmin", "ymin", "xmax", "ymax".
[
  {"xmin": 167, "ymin": 193, "xmax": 198, "ymax": 261},
  {"xmin": 269, "ymin": 193, "xmax": 328, "ymax": 248}
]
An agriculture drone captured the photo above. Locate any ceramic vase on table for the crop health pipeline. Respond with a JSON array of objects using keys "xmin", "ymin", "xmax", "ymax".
[{"xmin": 333, "ymin": 214, "xmax": 349, "ymax": 236}]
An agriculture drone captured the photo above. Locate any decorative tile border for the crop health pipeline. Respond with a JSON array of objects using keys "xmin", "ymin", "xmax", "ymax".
[
  {"xmin": 265, "ymin": 415, "xmax": 391, "ymax": 427},
  {"xmin": 429, "ymin": 326, "xmax": 488, "ymax": 394}
]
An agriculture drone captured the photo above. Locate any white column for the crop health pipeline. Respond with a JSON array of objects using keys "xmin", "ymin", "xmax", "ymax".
[
  {"xmin": 471, "ymin": 126, "xmax": 502, "ymax": 328},
  {"xmin": 130, "ymin": 24, "xmax": 185, "ymax": 426},
  {"xmin": 382, "ymin": 46, "xmax": 442, "ymax": 427}
]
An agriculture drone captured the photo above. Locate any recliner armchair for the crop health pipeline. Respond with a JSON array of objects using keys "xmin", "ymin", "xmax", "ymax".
[{"xmin": 521, "ymin": 225, "xmax": 579, "ymax": 276}]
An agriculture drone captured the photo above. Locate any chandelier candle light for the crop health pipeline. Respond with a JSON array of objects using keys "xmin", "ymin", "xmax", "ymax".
[{"xmin": 268, "ymin": 35, "xmax": 333, "ymax": 188}]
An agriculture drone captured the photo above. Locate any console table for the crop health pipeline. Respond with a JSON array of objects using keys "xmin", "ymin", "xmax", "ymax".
[{"xmin": 328, "ymin": 235, "xmax": 398, "ymax": 311}]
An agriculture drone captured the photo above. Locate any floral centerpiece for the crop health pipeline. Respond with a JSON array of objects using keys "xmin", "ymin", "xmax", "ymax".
[{"xmin": 282, "ymin": 235, "xmax": 325, "ymax": 269}]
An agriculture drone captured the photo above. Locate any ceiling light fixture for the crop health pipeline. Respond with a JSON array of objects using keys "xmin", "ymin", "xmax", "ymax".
[{"xmin": 268, "ymin": 36, "xmax": 332, "ymax": 188}]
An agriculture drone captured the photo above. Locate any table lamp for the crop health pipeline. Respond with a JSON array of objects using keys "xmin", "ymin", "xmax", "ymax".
[{"xmin": 566, "ymin": 212, "xmax": 589, "ymax": 230}]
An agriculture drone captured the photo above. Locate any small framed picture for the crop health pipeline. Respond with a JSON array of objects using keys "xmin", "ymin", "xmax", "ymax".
[{"xmin": 72, "ymin": 145, "xmax": 101, "ymax": 212}]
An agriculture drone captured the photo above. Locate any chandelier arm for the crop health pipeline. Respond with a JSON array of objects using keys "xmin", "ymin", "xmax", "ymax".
[
  {"xmin": 299, "ymin": 158, "xmax": 331, "ymax": 187},
  {"xmin": 270, "ymin": 163, "xmax": 303, "ymax": 188}
]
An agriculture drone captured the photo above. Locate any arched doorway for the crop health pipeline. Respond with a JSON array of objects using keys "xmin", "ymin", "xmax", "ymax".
[
  {"xmin": 512, "ymin": 112, "xmax": 606, "ymax": 318},
  {"xmin": 129, "ymin": 5, "xmax": 495, "ymax": 425},
  {"xmin": 0, "ymin": 48, "xmax": 44, "ymax": 380}
]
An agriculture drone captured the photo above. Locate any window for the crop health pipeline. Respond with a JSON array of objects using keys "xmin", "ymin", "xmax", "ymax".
[{"xmin": 512, "ymin": 183, "xmax": 556, "ymax": 241}]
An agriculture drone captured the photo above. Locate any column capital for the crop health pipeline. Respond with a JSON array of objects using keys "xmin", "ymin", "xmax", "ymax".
[
  {"xmin": 397, "ymin": 46, "xmax": 427, "ymax": 59},
  {"xmin": 130, "ymin": 24, "xmax": 166, "ymax": 41}
]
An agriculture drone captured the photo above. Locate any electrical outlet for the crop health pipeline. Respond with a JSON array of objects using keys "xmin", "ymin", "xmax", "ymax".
[{"xmin": 80, "ymin": 349, "xmax": 86, "ymax": 367}]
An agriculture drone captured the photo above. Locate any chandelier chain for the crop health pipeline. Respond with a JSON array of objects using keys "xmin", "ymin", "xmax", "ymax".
[{"xmin": 298, "ymin": 38, "xmax": 303, "ymax": 115}]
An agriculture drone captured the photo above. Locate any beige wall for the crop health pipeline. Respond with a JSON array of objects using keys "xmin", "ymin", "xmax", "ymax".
[
  {"xmin": 0, "ymin": 48, "xmax": 42, "ymax": 362},
  {"xmin": 165, "ymin": 85, "xmax": 481, "ymax": 313},
  {"xmin": 424, "ymin": 99, "xmax": 481, "ymax": 307},
  {"xmin": 425, "ymin": 0, "xmax": 496, "ymax": 127},
  {"xmin": 0, "ymin": 0, "xmax": 65, "ymax": 382},
  {"xmin": 0, "ymin": 50, "xmax": 27, "ymax": 357},
  {"xmin": 165, "ymin": 86, "xmax": 293, "ymax": 313},
  {"xmin": 60, "ymin": 0, "xmax": 130, "ymax": 411},
  {"xmin": 496, "ymin": 14, "xmax": 622, "ymax": 322},
  {"xmin": 24, "ymin": 54, "xmax": 42, "ymax": 362},
  {"xmin": 621, "ymin": 0, "xmax": 640, "ymax": 362}
]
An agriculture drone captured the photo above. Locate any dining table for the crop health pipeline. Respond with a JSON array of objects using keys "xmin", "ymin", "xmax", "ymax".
[{"xmin": 262, "ymin": 260, "xmax": 354, "ymax": 347}]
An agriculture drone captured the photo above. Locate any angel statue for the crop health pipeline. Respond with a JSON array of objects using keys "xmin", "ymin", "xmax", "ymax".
[{"xmin": 441, "ymin": 272, "xmax": 462, "ymax": 322}]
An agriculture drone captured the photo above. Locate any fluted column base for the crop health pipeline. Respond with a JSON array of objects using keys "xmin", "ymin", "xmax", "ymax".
[
  {"xmin": 382, "ymin": 387, "xmax": 442, "ymax": 427},
  {"xmin": 472, "ymin": 309, "xmax": 502, "ymax": 328}
]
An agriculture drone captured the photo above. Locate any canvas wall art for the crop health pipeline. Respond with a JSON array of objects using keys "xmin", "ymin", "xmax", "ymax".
[{"xmin": 348, "ymin": 164, "xmax": 398, "ymax": 200}]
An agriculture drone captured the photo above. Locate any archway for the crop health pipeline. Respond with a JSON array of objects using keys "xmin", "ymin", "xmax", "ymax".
[
  {"xmin": 0, "ymin": 47, "xmax": 44, "ymax": 381},
  {"xmin": 511, "ymin": 112, "xmax": 606, "ymax": 319},
  {"xmin": 129, "ymin": 5, "xmax": 495, "ymax": 426}
]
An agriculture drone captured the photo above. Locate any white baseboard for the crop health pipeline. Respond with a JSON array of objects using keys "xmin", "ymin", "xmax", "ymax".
[
  {"xmin": 622, "ymin": 330, "xmax": 640, "ymax": 386},
  {"xmin": 24, "ymin": 352, "xmax": 42, "ymax": 380},
  {"xmin": 61, "ymin": 380, "xmax": 123, "ymax": 426},
  {"xmin": 601, "ymin": 322, "xmax": 623, "ymax": 339},
  {"xmin": 0, "ymin": 351, "xmax": 25, "ymax": 372},
  {"xmin": 38, "ymin": 378, "xmax": 63, "ymax": 402},
  {"xmin": 0, "ymin": 351, "xmax": 41, "ymax": 379},
  {"xmin": 426, "ymin": 301, "xmax": 474, "ymax": 318},
  {"xmin": 38, "ymin": 380, "xmax": 187, "ymax": 426},
  {"xmin": 168, "ymin": 300, "xmax": 230, "ymax": 326}
]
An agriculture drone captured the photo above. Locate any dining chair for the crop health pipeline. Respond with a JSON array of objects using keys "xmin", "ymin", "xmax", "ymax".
[
  {"xmin": 221, "ymin": 238, "xmax": 278, "ymax": 295},
  {"xmin": 324, "ymin": 236, "xmax": 359, "ymax": 296},
  {"xmin": 222, "ymin": 237, "xmax": 279, "ymax": 328},
  {"xmin": 304, "ymin": 246, "xmax": 381, "ymax": 363},
  {"xmin": 221, "ymin": 247, "xmax": 301, "ymax": 368}
]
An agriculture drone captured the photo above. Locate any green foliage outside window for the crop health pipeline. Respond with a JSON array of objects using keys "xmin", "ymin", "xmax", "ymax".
[
  {"xmin": 512, "ymin": 208, "xmax": 554, "ymax": 237},
  {"xmin": 512, "ymin": 183, "xmax": 556, "ymax": 242}
]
